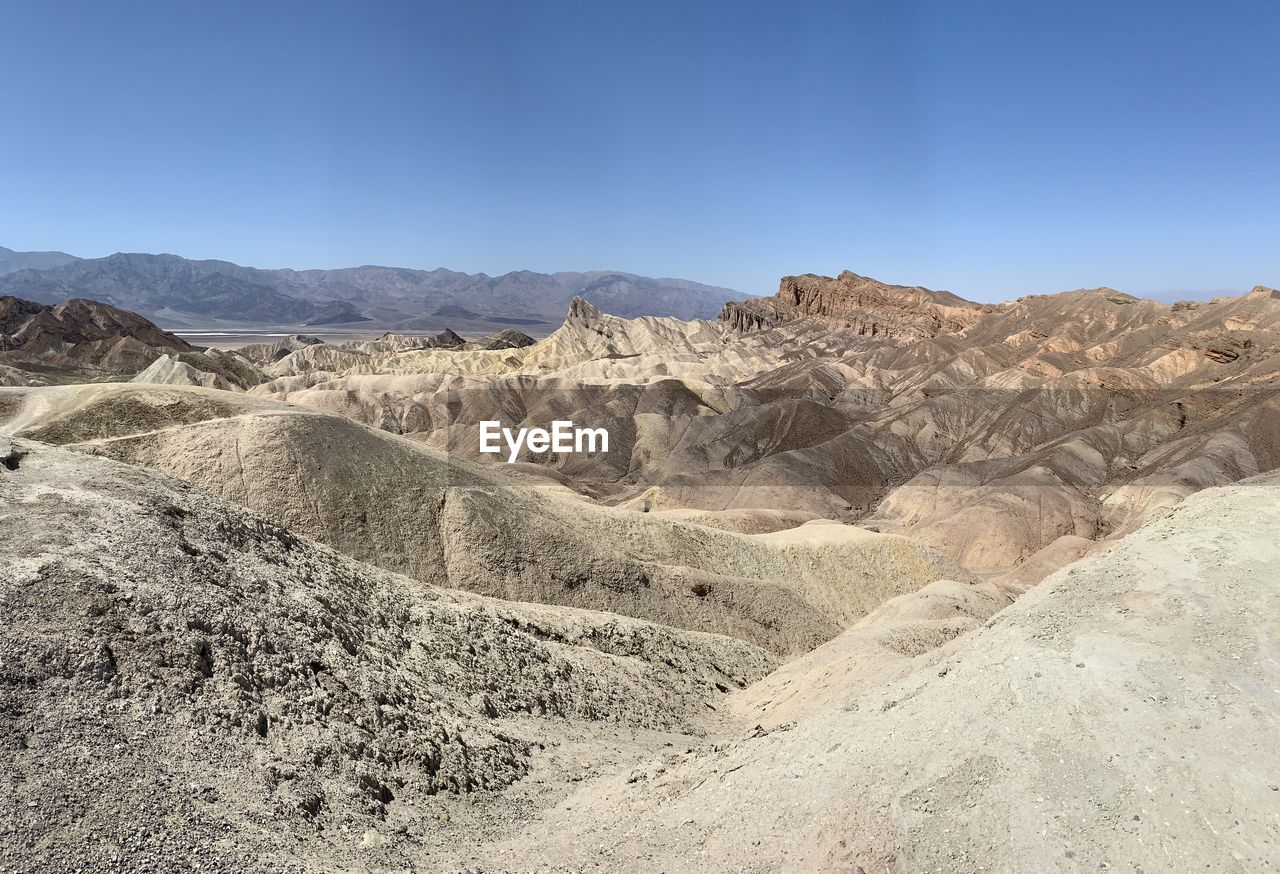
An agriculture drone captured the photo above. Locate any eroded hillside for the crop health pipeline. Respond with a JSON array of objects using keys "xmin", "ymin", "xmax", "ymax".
[
  {"xmin": 219, "ymin": 275, "xmax": 1280, "ymax": 584},
  {"xmin": 3, "ymin": 274, "xmax": 1279, "ymax": 872},
  {"xmin": 0, "ymin": 384, "xmax": 961, "ymax": 657}
]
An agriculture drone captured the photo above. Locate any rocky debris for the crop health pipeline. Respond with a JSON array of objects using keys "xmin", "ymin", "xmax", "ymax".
[
  {"xmin": 1, "ymin": 438, "xmax": 24, "ymax": 470},
  {"xmin": 0, "ymin": 439, "xmax": 775, "ymax": 870}
]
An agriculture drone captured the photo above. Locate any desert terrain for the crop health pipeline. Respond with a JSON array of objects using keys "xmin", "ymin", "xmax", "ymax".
[{"xmin": 2, "ymin": 271, "xmax": 1279, "ymax": 871}]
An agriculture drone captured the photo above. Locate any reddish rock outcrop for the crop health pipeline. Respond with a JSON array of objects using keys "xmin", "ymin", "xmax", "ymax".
[{"xmin": 721, "ymin": 271, "xmax": 987, "ymax": 340}]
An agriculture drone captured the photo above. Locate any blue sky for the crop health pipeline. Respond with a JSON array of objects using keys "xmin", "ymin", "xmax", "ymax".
[{"xmin": 2, "ymin": 0, "xmax": 1277, "ymax": 300}]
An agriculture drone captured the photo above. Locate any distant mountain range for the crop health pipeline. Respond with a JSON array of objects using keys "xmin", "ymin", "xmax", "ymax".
[{"xmin": 0, "ymin": 247, "xmax": 743, "ymax": 329}]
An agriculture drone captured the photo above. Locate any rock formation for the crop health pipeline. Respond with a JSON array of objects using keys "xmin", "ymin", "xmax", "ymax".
[{"xmin": 720, "ymin": 270, "xmax": 988, "ymax": 338}]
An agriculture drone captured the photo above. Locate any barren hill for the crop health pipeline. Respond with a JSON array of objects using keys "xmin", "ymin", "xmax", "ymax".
[
  {"xmin": 0, "ymin": 295, "xmax": 262, "ymax": 389},
  {"xmin": 0, "ymin": 245, "xmax": 79, "ymax": 275},
  {"xmin": 721, "ymin": 270, "xmax": 988, "ymax": 338},
  {"xmin": 0, "ymin": 248, "xmax": 744, "ymax": 327}
]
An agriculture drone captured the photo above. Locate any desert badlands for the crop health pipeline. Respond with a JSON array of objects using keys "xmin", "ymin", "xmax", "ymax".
[{"xmin": 2, "ymin": 272, "xmax": 1279, "ymax": 871}]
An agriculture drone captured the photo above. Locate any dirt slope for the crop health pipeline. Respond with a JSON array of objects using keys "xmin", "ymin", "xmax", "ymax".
[{"xmin": 464, "ymin": 478, "xmax": 1280, "ymax": 871}]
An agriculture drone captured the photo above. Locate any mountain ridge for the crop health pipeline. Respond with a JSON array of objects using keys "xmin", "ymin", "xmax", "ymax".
[{"xmin": 0, "ymin": 247, "xmax": 744, "ymax": 327}]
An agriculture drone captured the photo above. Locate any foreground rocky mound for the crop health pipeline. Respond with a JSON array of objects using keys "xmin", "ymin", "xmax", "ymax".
[
  {"xmin": 0, "ymin": 439, "xmax": 774, "ymax": 870},
  {"xmin": 467, "ymin": 478, "xmax": 1280, "ymax": 871}
]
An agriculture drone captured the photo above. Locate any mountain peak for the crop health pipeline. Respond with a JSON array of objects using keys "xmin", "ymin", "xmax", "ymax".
[{"xmin": 567, "ymin": 295, "xmax": 603, "ymax": 324}]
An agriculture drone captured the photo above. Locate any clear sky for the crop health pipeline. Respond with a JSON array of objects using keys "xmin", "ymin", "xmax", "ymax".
[{"xmin": 2, "ymin": 0, "xmax": 1277, "ymax": 300}]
